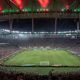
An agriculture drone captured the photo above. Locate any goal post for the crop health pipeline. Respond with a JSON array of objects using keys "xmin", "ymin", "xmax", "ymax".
[{"xmin": 40, "ymin": 61, "xmax": 49, "ymax": 66}]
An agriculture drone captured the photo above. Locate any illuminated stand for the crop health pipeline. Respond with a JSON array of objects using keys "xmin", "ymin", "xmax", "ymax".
[{"xmin": 10, "ymin": 0, "xmax": 23, "ymax": 10}]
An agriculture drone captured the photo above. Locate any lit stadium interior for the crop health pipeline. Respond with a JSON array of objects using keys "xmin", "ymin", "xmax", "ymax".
[{"xmin": 0, "ymin": 0, "xmax": 80, "ymax": 80}]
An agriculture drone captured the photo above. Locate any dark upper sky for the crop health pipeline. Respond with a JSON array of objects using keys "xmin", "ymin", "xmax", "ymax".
[{"xmin": 0, "ymin": 18, "xmax": 78, "ymax": 32}]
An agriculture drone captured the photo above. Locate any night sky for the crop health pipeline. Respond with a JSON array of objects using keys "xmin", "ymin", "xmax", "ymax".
[{"xmin": 0, "ymin": 18, "xmax": 78, "ymax": 32}]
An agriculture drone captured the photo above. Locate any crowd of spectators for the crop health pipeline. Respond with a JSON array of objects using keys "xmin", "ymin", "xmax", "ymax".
[
  {"xmin": 19, "ymin": 37, "xmax": 80, "ymax": 55},
  {"xmin": 0, "ymin": 70, "xmax": 80, "ymax": 80},
  {"xmin": 0, "ymin": 37, "xmax": 80, "ymax": 80},
  {"xmin": 0, "ymin": 37, "xmax": 80, "ymax": 58},
  {"xmin": 0, "ymin": 43, "xmax": 20, "ymax": 58}
]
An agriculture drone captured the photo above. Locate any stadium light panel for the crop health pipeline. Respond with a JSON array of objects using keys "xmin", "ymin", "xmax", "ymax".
[
  {"xmin": 22, "ymin": 7, "xmax": 31, "ymax": 12},
  {"xmin": 74, "ymin": 9, "xmax": 77, "ymax": 12},
  {"xmin": 38, "ymin": 0, "xmax": 49, "ymax": 8},
  {"xmin": 0, "ymin": 0, "xmax": 3, "ymax": 11},
  {"xmin": 61, "ymin": 8, "xmax": 65, "ymax": 11},
  {"xmin": 10, "ymin": 0, "xmax": 23, "ymax": 10},
  {"xmin": 65, "ymin": 4, "xmax": 70, "ymax": 10},
  {"xmin": 0, "ymin": 5, "xmax": 3, "ymax": 11},
  {"xmin": 78, "ymin": 8, "xmax": 80, "ymax": 12},
  {"xmin": 4, "ymin": 29, "xmax": 10, "ymax": 32},
  {"xmin": 0, "ymin": 6, "xmax": 2, "ymax": 11}
]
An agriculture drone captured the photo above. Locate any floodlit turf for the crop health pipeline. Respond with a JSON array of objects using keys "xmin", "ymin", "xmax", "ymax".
[{"xmin": 4, "ymin": 49, "xmax": 80, "ymax": 66}]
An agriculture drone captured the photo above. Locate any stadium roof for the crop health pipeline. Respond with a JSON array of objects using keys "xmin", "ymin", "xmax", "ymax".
[{"xmin": 0, "ymin": 0, "xmax": 80, "ymax": 19}]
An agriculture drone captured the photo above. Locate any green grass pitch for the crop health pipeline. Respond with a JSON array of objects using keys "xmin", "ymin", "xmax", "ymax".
[
  {"xmin": 4, "ymin": 49, "xmax": 80, "ymax": 66},
  {"xmin": 3, "ymin": 49, "xmax": 80, "ymax": 75}
]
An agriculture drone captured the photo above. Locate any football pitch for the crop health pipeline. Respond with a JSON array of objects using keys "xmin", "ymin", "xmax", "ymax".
[
  {"xmin": 4, "ymin": 49, "xmax": 80, "ymax": 66},
  {"xmin": 3, "ymin": 49, "xmax": 80, "ymax": 75}
]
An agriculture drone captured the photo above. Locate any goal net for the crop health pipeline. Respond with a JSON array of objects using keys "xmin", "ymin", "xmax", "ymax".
[{"xmin": 40, "ymin": 61, "xmax": 49, "ymax": 66}]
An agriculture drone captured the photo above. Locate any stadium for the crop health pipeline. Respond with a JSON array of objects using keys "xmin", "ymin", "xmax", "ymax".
[{"xmin": 0, "ymin": 0, "xmax": 80, "ymax": 80}]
